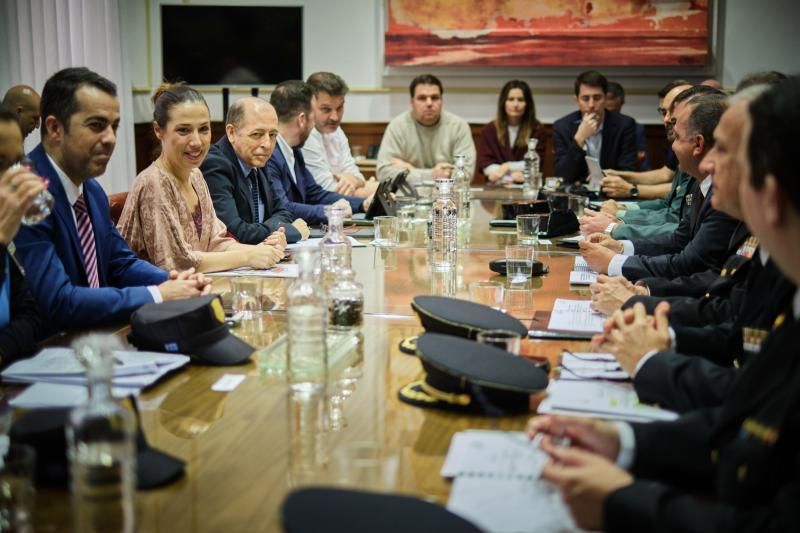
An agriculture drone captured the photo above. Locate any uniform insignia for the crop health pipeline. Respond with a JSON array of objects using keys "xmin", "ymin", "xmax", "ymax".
[
  {"xmin": 742, "ymin": 327, "xmax": 768, "ymax": 354},
  {"xmin": 735, "ymin": 236, "xmax": 759, "ymax": 258},
  {"xmin": 774, "ymin": 313, "xmax": 786, "ymax": 329},
  {"xmin": 685, "ymin": 193, "xmax": 693, "ymax": 207},
  {"xmin": 741, "ymin": 418, "xmax": 779, "ymax": 445}
]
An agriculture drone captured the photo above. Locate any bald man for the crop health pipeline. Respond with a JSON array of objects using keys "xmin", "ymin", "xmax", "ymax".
[
  {"xmin": 1, "ymin": 85, "xmax": 40, "ymax": 138},
  {"xmin": 201, "ymin": 97, "xmax": 308, "ymax": 244}
]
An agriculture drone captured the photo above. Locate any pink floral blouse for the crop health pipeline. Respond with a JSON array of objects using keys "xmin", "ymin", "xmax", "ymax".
[{"xmin": 117, "ymin": 163, "xmax": 236, "ymax": 271}]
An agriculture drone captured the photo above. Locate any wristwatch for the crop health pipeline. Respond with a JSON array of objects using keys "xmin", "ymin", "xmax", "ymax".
[{"xmin": 630, "ymin": 185, "xmax": 639, "ymax": 199}]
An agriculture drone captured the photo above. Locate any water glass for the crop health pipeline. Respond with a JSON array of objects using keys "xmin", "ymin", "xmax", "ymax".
[
  {"xmin": 394, "ymin": 197, "xmax": 415, "ymax": 221},
  {"xmin": 231, "ymin": 277, "xmax": 263, "ymax": 318},
  {"xmin": 373, "ymin": 216, "xmax": 397, "ymax": 247},
  {"xmin": 545, "ymin": 177, "xmax": 562, "ymax": 191},
  {"xmin": 0, "ymin": 444, "xmax": 36, "ymax": 532},
  {"xmin": 468, "ymin": 281, "xmax": 504, "ymax": 310},
  {"xmin": 505, "ymin": 245, "xmax": 535, "ymax": 283},
  {"xmin": 516, "ymin": 214, "xmax": 542, "ymax": 245},
  {"xmin": 476, "ymin": 329, "xmax": 522, "ymax": 355},
  {"xmin": 12, "ymin": 159, "xmax": 54, "ymax": 226}
]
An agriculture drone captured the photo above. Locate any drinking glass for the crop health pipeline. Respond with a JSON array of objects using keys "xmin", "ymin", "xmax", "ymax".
[
  {"xmin": 12, "ymin": 158, "xmax": 54, "ymax": 226},
  {"xmin": 516, "ymin": 214, "xmax": 543, "ymax": 245},
  {"xmin": 468, "ymin": 281, "xmax": 504, "ymax": 310},
  {"xmin": 231, "ymin": 277, "xmax": 263, "ymax": 318},
  {"xmin": 373, "ymin": 216, "xmax": 397, "ymax": 247},
  {"xmin": 476, "ymin": 329, "xmax": 522, "ymax": 355},
  {"xmin": 505, "ymin": 245, "xmax": 535, "ymax": 283}
]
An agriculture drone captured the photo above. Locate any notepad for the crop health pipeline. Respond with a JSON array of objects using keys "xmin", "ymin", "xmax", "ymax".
[
  {"xmin": 539, "ymin": 379, "xmax": 678, "ymax": 422},
  {"xmin": 206, "ymin": 264, "xmax": 300, "ymax": 278},
  {"xmin": 547, "ymin": 298, "xmax": 607, "ymax": 333},
  {"xmin": 569, "ymin": 271, "xmax": 598, "ymax": 285},
  {"xmin": 559, "ymin": 352, "xmax": 629, "ymax": 381},
  {"xmin": 442, "ymin": 430, "xmax": 576, "ymax": 533},
  {"xmin": 573, "ymin": 255, "xmax": 592, "ymax": 272}
]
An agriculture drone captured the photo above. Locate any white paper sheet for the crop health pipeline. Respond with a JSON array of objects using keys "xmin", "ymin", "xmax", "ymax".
[
  {"xmin": 547, "ymin": 299, "xmax": 607, "ymax": 333},
  {"xmin": 9, "ymin": 382, "xmax": 139, "ymax": 409},
  {"xmin": 569, "ymin": 271, "xmax": 598, "ymax": 285},
  {"xmin": 539, "ymin": 380, "xmax": 678, "ymax": 422},
  {"xmin": 573, "ymin": 255, "xmax": 592, "ymax": 272},
  {"xmin": 559, "ymin": 352, "xmax": 629, "ymax": 381},
  {"xmin": 286, "ymin": 236, "xmax": 365, "ymax": 249},
  {"xmin": 440, "ymin": 430, "xmax": 547, "ymax": 479},
  {"xmin": 205, "ymin": 263, "xmax": 300, "ymax": 278}
]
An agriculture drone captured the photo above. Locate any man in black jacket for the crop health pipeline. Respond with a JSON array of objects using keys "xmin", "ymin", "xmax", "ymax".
[
  {"xmin": 0, "ymin": 106, "xmax": 44, "ymax": 365},
  {"xmin": 201, "ymin": 97, "xmax": 309, "ymax": 244},
  {"xmin": 528, "ymin": 77, "xmax": 800, "ymax": 533},
  {"xmin": 552, "ymin": 70, "xmax": 638, "ymax": 183}
]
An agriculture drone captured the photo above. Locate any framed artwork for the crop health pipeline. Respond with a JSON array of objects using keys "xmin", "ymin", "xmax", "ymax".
[{"xmin": 385, "ymin": 0, "xmax": 710, "ymax": 67}]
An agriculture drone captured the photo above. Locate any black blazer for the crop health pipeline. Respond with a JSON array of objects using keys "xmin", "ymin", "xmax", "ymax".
[
  {"xmin": 0, "ymin": 245, "xmax": 42, "ymax": 366},
  {"xmin": 605, "ymin": 312, "xmax": 800, "ymax": 533},
  {"xmin": 201, "ymin": 137, "xmax": 301, "ymax": 244},
  {"xmin": 621, "ymin": 184, "xmax": 747, "ymax": 281},
  {"xmin": 552, "ymin": 109, "xmax": 637, "ymax": 182}
]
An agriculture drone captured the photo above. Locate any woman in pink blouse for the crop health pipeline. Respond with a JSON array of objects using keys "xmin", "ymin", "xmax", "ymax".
[
  {"xmin": 477, "ymin": 80, "xmax": 547, "ymax": 185},
  {"xmin": 118, "ymin": 83, "xmax": 284, "ymax": 273}
]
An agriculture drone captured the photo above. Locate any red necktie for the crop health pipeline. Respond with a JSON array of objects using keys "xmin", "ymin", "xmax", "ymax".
[{"xmin": 73, "ymin": 194, "xmax": 100, "ymax": 288}]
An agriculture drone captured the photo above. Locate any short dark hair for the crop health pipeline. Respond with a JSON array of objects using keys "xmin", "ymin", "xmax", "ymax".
[
  {"xmin": 0, "ymin": 105, "xmax": 24, "ymax": 137},
  {"xmin": 306, "ymin": 72, "xmax": 349, "ymax": 97},
  {"xmin": 152, "ymin": 82, "xmax": 207, "ymax": 128},
  {"xmin": 269, "ymin": 80, "xmax": 312, "ymax": 122},
  {"xmin": 686, "ymin": 93, "xmax": 728, "ymax": 149},
  {"xmin": 658, "ymin": 79, "xmax": 692, "ymax": 99},
  {"xmin": 735, "ymin": 71, "xmax": 787, "ymax": 93},
  {"xmin": 574, "ymin": 70, "xmax": 608, "ymax": 96},
  {"xmin": 40, "ymin": 67, "xmax": 117, "ymax": 136},
  {"xmin": 747, "ymin": 76, "xmax": 800, "ymax": 211},
  {"xmin": 606, "ymin": 81, "xmax": 625, "ymax": 104},
  {"xmin": 671, "ymin": 84, "xmax": 724, "ymax": 111},
  {"xmin": 409, "ymin": 74, "xmax": 443, "ymax": 98}
]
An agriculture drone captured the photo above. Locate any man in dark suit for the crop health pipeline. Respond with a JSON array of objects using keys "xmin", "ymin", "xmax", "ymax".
[
  {"xmin": 201, "ymin": 97, "xmax": 308, "ymax": 244},
  {"xmin": 528, "ymin": 78, "xmax": 800, "ymax": 532},
  {"xmin": 14, "ymin": 67, "xmax": 208, "ymax": 334},
  {"xmin": 0, "ymin": 106, "xmax": 44, "ymax": 365},
  {"xmin": 552, "ymin": 70, "xmax": 638, "ymax": 183},
  {"xmin": 267, "ymin": 80, "xmax": 371, "ymax": 226},
  {"xmin": 580, "ymin": 93, "xmax": 745, "ymax": 281}
]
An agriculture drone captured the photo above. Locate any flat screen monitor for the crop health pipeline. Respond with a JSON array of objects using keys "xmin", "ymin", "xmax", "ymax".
[{"xmin": 161, "ymin": 5, "xmax": 302, "ymax": 85}]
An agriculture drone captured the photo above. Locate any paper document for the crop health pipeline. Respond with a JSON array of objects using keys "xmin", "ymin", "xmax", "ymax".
[
  {"xmin": 539, "ymin": 379, "xmax": 678, "ymax": 422},
  {"xmin": 573, "ymin": 255, "xmax": 592, "ymax": 272},
  {"xmin": 10, "ymin": 382, "xmax": 139, "ymax": 409},
  {"xmin": 547, "ymin": 298, "xmax": 607, "ymax": 333},
  {"xmin": 287, "ymin": 236, "xmax": 365, "ymax": 249},
  {"xmin": 569, "ymin": 271, "xmax": 597, "ymax": 285},
  {"xmin": 561, "ymin": 235, "xmax": 584, "ymax": 244},
  {"xmin": 440, "ymin": 430, "xmax": 547, "ymax": 479},
  {"xmin": 206, "ymin": 263, "xmax": 299, "ymax": 278},
  {"xmin": 560, "ymin": 352, "xmax": 629, "ymax": 381}
]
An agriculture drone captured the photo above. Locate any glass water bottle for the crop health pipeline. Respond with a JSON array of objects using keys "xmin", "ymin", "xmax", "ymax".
[{"xmin": 430, "ymin": 176, "xmax": 458, "ymax": 271}]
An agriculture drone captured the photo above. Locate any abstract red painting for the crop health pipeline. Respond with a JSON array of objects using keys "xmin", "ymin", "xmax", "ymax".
[{"xmin": 385, "ymin": 0, "xmax": 710, "ymax": 67}]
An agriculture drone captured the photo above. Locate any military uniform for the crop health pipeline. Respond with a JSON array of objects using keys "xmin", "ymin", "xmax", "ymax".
[
  {"xmin": 612, "ymin": 170, "xmax": 694, "ymax": 240},
  {"xmin": 605, "ymin": 303, "xmax": 800, "ymax": 532}
]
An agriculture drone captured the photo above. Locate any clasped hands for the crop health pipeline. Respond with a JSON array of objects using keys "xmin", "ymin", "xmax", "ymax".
[{"xmin": 578, "ymin": 232, "xmax": 621, "ymax": 274}]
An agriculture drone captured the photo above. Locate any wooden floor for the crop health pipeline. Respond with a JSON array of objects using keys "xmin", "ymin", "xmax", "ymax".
[{"xmin": 30, "ymin": 189, "xmax": 592, "ymax": 532}]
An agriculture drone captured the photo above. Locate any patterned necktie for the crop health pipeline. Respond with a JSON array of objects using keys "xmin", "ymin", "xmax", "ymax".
[
  {"xmin": 248, "ymin": 169, "xmax": 260, "ymax": 222},
  {"xmin": 73, "ymin": 194, "xmax": 100, "ymax": 288}
]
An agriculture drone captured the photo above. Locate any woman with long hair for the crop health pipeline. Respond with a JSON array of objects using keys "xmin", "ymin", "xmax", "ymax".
[
  {"xmin": 118, "ymin": 83, "xmax": 285, "ymax": 273},
  {"xmin": 477, "ymin": 80, "xmax": 546, "ymax": 184}
]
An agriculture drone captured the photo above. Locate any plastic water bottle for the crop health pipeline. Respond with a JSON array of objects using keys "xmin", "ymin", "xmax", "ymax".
[
  {"xmin": 430, "ymin": 176, "xmax": 457, "ymax": 271},
  {"xmin": 523, "ymin": 138, "xmax": 540, "ymax": 198},
  {"xmin": 451, "ymin": 154, "xmax": 470, "ymax": 220},
  {"xmin": 66, "ymin": 335, "xmax": 136, "ymax": 533}
]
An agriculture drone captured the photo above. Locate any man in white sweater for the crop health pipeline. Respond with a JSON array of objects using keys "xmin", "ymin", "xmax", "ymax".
[
  {"xmin": 377, "ymin": 74, "xmax": 476, "ymax": 185},
  {"xmin": 302, "ymin": 71, "xmax": 377, "ymax": 199}
]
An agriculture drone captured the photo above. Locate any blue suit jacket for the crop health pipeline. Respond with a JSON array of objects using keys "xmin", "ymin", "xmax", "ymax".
[
  {"xmin": 266, "ymin": 144, "xmax": 363, "ymax": 225},
  {"xmin": 14, "ymin": 145, "xmax": 168, "ymax": 334}
]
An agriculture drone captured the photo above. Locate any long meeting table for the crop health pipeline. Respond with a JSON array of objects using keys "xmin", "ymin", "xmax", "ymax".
[{"xmin": 26, "ymin": 190, "xmax": 593, "ymax": 532}]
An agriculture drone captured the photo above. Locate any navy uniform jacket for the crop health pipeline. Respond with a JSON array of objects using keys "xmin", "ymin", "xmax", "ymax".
[
  {"xmin": 201, "ymin": 136, "xmax": 301, "ymax": 244},
  {"xmin": 621, "ymin": 183, "xmax": 747, "ymax": 281},
  {"xmin": 605, "ymin": 308, "xmax": 800, "ymax": 533},
  {"xmin": 0, "ymin": 245, "xmax": 42, "ymax": 365},
  {"xmin": 267, "ymin": 144, "xmax": 363, "ymax": 226},
  {"xmin": 14, "ymin": 145, "xmax": 168, "ymax": 334},
  {"xmin": 633, "ymin": 259, "xmax": 795, "ymax": 413},
  {"xmin": 552, "ymin": 110, "xmax": 637, "ymax": 182}
]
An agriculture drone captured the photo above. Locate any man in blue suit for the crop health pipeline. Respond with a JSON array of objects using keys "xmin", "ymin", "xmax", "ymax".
[
  {"xmin": 267, "ymin": 80, "xmax": 372, "ymax": 225},
  {"xmin": 14, "ymin": 67, "xmax": 209, "ymax": 334}
]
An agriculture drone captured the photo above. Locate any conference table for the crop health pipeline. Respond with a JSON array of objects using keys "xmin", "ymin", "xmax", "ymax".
[{"xmin": 31, "ymin": 189, "xmax": 593, "ymax": 532}]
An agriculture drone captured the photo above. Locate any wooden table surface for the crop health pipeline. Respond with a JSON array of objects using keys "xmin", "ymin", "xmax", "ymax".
[{"xmin": 31, "ymin": 193, "xmax": 592, "ymax": 533}]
